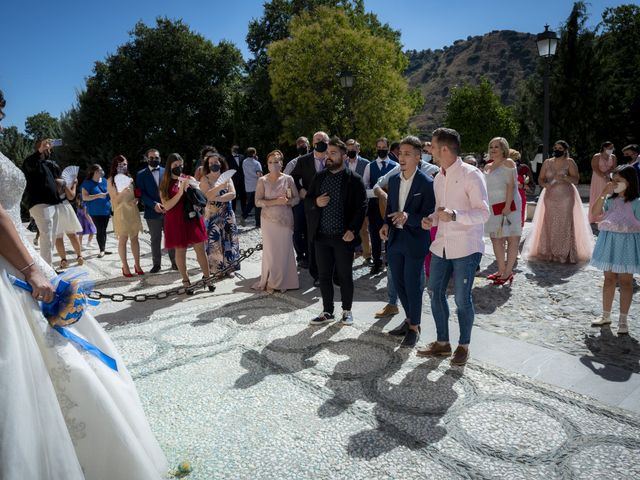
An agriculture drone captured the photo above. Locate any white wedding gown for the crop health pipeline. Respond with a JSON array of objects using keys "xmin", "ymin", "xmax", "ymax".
[{"xmin": 0, "ymin": 151, "xmax": 168, "ymax": 479}]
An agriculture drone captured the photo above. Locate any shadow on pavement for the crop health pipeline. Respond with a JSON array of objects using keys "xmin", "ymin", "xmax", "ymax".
[{"xmin": 580, "ymin": 327, "xmax": 640, "ymax": 379}]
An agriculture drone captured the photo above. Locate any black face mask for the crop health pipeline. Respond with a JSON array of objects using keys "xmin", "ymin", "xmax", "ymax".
[
  {"xmin": 209, "ymin": 164, "xmax": 221, "ymax": 172},
  {"xmin": 171, "ymin": 166, "xmax": 183, "ymax": 176},
  {"xmin": 346, "ymin": 150, "xmax": 357, "ymax": 159},
  {"xmin": 377, "ymin": 149, "xmax": 389, "ymax": 159},
  {"xmin": 314, "ymin": 141, "xmax": 328, "ymax": 153},
  {"xmin": 297, "ymin": 146, "xmax": 308, "ymax": 156},
  {"xmin": 148, "ymin": 159, "xmax": 160, "ymax": 168},
  {"xmin": 552, "ymin": 149, "xmax": 565, "ymax": 158}
]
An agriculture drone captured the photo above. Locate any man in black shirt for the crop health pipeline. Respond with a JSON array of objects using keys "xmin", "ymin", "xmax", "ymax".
[
  {"xmin": 22, "ymin": 139, "xmax": 63, "ymax": 266},
  {"xmin": 305, "ymin": 137, "xmax": 367, "ymax": 326}
]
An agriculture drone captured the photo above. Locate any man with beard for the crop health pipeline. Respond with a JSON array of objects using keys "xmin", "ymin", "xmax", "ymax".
[{"xmin": 306, "ymin": 137, "xmax": 367, "ymax": 326}]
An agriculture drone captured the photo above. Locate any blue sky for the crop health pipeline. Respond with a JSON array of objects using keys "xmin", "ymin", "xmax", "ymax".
[{"xmin": 0, "ymin": 0, "xmax": 628, "ymax": 131}]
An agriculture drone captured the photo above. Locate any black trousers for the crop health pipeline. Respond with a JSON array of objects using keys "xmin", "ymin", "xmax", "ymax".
[
  {"xmin": 292, "ymin": 202, "xmax": 308, "ymax": 262},
  {"xmin": 146, "ymin": 217, "xmax": 175, "ymax": 268},
  {"xmin": 367, "ymin": 199, "xmax": 384, "ymax": 266},
  {"xmin": 315, "ymin": 234, "xmax": 354, "ymax": 313},
  {"xmin": 90, "ymin": 215, "xmax": 110, "ymax": 252},
  {"xmin": 242, "ymin": 191, "xmax": 261, "ymax": 227}
]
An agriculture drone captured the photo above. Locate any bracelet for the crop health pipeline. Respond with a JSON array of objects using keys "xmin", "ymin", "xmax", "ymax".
[{"xmin": 19, "ymin": 261, "xmax": 35, "ymax": 273}]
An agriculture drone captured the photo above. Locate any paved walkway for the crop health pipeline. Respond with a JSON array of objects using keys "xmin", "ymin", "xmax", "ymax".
[{"xmin": 42, "ymin": 210, "xmax": 640, "ymax": 479}]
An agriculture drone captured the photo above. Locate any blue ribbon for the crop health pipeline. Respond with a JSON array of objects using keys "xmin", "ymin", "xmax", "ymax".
[
  {"xmin": 7, "ymin": 272, "xmax": 118, "ymax": 371},
  {"xmin": 53, "ymin": 326, "xmax": 118, "ymax": 371}
]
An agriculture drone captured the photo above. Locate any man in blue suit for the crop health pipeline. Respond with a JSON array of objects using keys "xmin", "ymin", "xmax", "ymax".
[
  {"xmin": 622, "ymin": 144, "xmax": 640, "ymax": 184},
  {"xmin": 136, "ymin": 148, "xmax": 176, "ymax": 273},
  {"xmin": 380, "ymin": 136, "xmax": 436, "ymax": 348}
]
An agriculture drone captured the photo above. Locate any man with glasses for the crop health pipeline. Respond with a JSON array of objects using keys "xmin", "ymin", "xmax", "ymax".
[{"xmin": 136, "ymin": 148, "xmax": 176, "ymax": 273}]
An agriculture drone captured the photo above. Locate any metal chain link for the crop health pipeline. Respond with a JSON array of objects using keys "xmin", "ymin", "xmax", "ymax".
[{"xmin": 87, "ymin": 243, "xmax": 263, "ymax": 302}]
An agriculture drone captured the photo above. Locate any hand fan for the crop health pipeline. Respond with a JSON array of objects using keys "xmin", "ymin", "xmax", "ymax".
[
  {"xmin": 61, "ymin": 165, "xmax": 79, "ymax": 187},
  {"xmin": 114, "ymin": 174, "xmax": 133, "ymax": 192}
]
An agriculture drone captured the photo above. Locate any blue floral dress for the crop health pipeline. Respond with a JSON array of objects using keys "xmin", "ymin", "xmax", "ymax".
[{"xmin": 203, "ymin": 176, "xmax": 241, "ymax": 274}]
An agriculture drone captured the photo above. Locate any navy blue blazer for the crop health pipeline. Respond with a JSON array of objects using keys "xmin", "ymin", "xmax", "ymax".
[
  {"xmin": 136, "ymin": 167, "xmax": 165, "ymax": 220},
  {"xmin": 384, "ymin": 169, "xmax": 436, "ymax": 258}
]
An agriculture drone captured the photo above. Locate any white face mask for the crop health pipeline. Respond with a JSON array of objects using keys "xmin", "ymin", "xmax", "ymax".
[
  {"xmin": 613, "ymin": 181, "xmax": 627, "ymax": 193},
  {"xmin": 605, "ymin": 149, "xmax": 614, "ymax": 155},
  {"xmin": 421, "ymin": 153, "xmax": 432, "ymax": 163}
]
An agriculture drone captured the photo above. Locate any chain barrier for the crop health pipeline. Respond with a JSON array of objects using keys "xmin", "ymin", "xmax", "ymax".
[{"xmin": 87, "ymin": 243, "xmax": 263, "ymax": 303}]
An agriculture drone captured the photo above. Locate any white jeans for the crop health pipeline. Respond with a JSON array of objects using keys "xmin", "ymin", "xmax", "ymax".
[{"xmin": 29, "ymin": 203, "xmax": 59, "ymax": 266}]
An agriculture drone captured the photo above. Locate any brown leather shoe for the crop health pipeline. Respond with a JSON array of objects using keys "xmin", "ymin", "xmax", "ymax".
[
  {"xmin": 450, "ymin": 346, "xmax": 469, "ymax": 366},
  {"xmin": 416, "ymin": 341, "xmax": 452, "ymax": 358},
  {"xmin": 374, "ymin": 304, "xmax": 399, "ymax": 318}
]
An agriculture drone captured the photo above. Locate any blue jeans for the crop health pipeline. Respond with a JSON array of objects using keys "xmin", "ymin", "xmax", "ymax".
[
  {"xmin": 428, "ymin": 252, "xmax": 482, "ymax": 345},
  {"xmin": 387, "ymin": 258, "xmax": 425, "ymax": 305}
]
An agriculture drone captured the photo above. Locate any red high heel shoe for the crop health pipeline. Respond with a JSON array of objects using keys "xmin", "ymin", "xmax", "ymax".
[
  {"xmin": 122, "ymin": 268, "xmax": 134, "ymax": 278},
  {"xmin": 493, "ymin": 273, "xmax": 514, "ymax": 286},
  {"xmin": 487, "ymin": 273, "xmax": 500, "ymax": 281},
  {"xmin": 134, "ymin": 266, "xmax": 145, "ymax": 276}
]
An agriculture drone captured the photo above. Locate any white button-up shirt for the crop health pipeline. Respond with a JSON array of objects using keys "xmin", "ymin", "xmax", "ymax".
[
  {"xmin": 398, "ymin": 168, "xmax": 417, "ymax": 212},
  {"xmin": 429, "ymin": 157, "xmax": 490, "ymax": 259},
  {"xmin": 149, "ymin": 166, "xmax": 160, "ymax": 186}
]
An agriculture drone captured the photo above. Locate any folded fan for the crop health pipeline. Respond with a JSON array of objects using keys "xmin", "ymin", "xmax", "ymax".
[
  {"xmin": 114, "ymin": 174, "xmax": 133, "ymax": 192},
  {"xmin": 61, "ymin": 165, "xmax": 80, "ymax": 187},
  {"xmin": 215, "ymin": 169, "xmax": 236, "ymax": 186}
]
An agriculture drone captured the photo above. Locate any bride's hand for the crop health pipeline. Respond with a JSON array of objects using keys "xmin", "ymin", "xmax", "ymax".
[{"xmin": 23, "ymin": 265, "xmax": 55, "ymax": 304}]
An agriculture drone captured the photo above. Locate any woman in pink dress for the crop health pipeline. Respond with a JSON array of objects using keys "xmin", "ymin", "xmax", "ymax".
[
  {"xmin": 589, "ymin": 141, "xmax": 617, "ymax": 223},
  {"xmin": 252, "ymin": 150, "xmax": 300, "ymax": 293},
  {"xmin": 159, "ymin": 153, "xmax": 212, "ymax": 294},
  {"xmin": 523, "ymin": 140, "xmax": 594, "ymax": 264}
]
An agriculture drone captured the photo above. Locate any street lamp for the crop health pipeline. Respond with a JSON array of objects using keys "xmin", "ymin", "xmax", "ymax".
[
  {"xmin": 339, "ymin": 71, "xmax": 354, "ymax": 138},
  {"xmin": 536, "ymin": 25, "xmax": 558, "ymax": 160}
]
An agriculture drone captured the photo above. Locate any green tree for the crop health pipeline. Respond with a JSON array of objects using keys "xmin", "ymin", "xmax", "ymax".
[
  {"xmin": 63, "ymin": 18, "xmax": 244, "ymax": 171},
  {"xmin": 444, "ymin": 77, "xmax": 518, "ymax": 153},
  {"xmin": 267, "ymin": 6, "xmax": 420, "ymax": 148},
  {"xmin": 0, "ymin": 126, "xmax": 32, "ymax": 166},
  {"xmin": 24, "ymin": 111, "xmax": 61, "ymax": 142}
]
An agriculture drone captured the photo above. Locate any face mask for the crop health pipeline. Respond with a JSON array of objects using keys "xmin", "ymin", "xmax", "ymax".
[
  {"xmin": 268, "ymin": 163, "xmax": 282, "ymax": 173},
  {"xmin": 552, "ymin": 149, "xmax": 565, "ymax": 158},
  {"xmin": 117, "ymin": 164, "xmax": 128, "ymax": 175},
  {"xmin": 314, "ymin": 141, "xmax": 328, "ymax": 153},
  {"xmin": 605, "ymin": 149, "xmax": 614, "ymax": 155},
  {"xmin": 148, "ymin": 159, "xmax": 160, "ymax": 168},
  {"xmin": 614, "ymin": 181, "xmax": 627, "ymax": 194},
  {"xmin": 422, "ymin": 153, "xmax": 432, "ymax": 163},
  {"xmin": 377, "ymin": 149, "xmax": 389, "ymax": 159},
  {"xmin": 297, "ymin": 146, "xmax": 308, "ymax": 156},
  {"xmin": 346, "ymin": 150, "xmax": 357, "ymax": 159},
  {"xmin": 171, "ymin": 166, "xmax": 183, "ymax": 177},
  {"xmin": 209, "ymin": 163, "xmax": 221, "ymax": 173}
]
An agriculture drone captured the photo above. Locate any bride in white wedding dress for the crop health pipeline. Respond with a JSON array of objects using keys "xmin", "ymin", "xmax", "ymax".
[{"xmin": 0, "ymin": 90, "xmax": 168, "ymax": 479}]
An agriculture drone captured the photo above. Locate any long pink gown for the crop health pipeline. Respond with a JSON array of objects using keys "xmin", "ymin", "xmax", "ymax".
[
  {"xmin": 252, "ymin": 174, "xmax": 300, "ymax": 292},
  {"xmin": 523, "ymin": 159, "xmax": 594, "ymax": 264},
  {"xmin": 588, "ymin": 153, "xmax": 616, "ymax": 223}
]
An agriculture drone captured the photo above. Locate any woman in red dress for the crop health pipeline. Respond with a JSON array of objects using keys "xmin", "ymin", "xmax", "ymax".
[{"xmin": 160, "ymin": 153, "xmax": 212, "ymax": 293}]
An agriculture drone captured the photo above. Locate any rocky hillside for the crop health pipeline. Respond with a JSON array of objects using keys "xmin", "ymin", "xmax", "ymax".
[{"xmin": 406, "ymin": 30, "xmax": 538, "ymax": 136}]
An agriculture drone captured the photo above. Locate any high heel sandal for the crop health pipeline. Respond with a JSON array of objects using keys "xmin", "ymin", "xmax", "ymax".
[
  {"xmin": 202, "ymin": 275, "xmax": 216, "ymax": 292},
  {"xmin": 60, "ymin": 258, "xmax": 68, "ymax": 269},
  {"xmin": 487, "ymin": 273, "xmax": 500, "ymax": 281},
  {"xmin": 134, "ymin": 266, "xmax": 145, "ymax": 276},
  {"xmin": 122, "ymin": 268, "xmax": 134, "ymax": 278},
  {"xmin": 182, "ymin": 280, "xmax": 195, "ymax": 295},
  {"xmin": 76, "ymin": 256, "xmax": 84, "ymax": 266},
  {"xmin": 493, "ymin": 273, "xmax": 514, "ymax": 286}
]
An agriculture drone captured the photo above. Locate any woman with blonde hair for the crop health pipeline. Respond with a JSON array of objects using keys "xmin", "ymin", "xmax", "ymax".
[
  {"xmin": 484, "ymin": 137, "xmax": 522, "ymax": 285},
  {"xmin": 252, "ymin": 150, "xmax": 300, "ymax": 293},
  {"xmin": 106, "ymin": 155, "xmax": 144, "ymax": 277}
]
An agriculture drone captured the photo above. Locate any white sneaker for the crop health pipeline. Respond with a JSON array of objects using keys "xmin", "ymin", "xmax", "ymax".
[
  {"xmin": 309, "ymin": 312, "xmax": 335, "ymax": 326},
  {"xmin": 591, "ymin": 317, "xmax": 612, "ymax": 327},
  {"xmin": 339, "ymin": 311, "xmax": 353, "ymax": 326},
  {"xmin": 618, "ymin": 317, "xmax": 629, "ymax": 335}
]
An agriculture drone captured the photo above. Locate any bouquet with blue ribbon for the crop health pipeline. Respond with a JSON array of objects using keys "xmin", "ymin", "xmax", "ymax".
[{"xmin": 7, "ymin": 268, "xmax": 118, "ymax": 371}]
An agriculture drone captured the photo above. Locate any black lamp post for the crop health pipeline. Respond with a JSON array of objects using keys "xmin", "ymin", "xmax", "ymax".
[
  {"xmin": 339, "ymin": 70, "xmax": 354, "ymax": 138},
  {"xmin": 536, "ymin": 25, "xmax": 558, "ymax": 160}
]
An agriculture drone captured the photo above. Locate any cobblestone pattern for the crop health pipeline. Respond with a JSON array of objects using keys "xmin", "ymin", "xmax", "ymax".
[{"xmin": 110, "ymin": 296, "xmax": 640, "ymax": 480}]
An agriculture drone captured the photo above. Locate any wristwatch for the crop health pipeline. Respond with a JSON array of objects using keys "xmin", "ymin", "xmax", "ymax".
[{"xmin": 451, "ymin": 210, "xmax": 457, "ymax": 221}]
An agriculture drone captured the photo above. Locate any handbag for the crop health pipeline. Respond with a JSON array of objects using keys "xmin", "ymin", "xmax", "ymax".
[{"xmin": 491, "ymin": 200, "xmax": 516, "ymax": 216}]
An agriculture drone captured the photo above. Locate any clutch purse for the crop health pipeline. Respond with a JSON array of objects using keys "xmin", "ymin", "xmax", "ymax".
[
  {"xmin": 491, "ymin": 200, "xmax": 516, "ymax": 215},
  {"xmin": 134, "ymin": 187, "xmax": 142, "ymax": 199}
]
